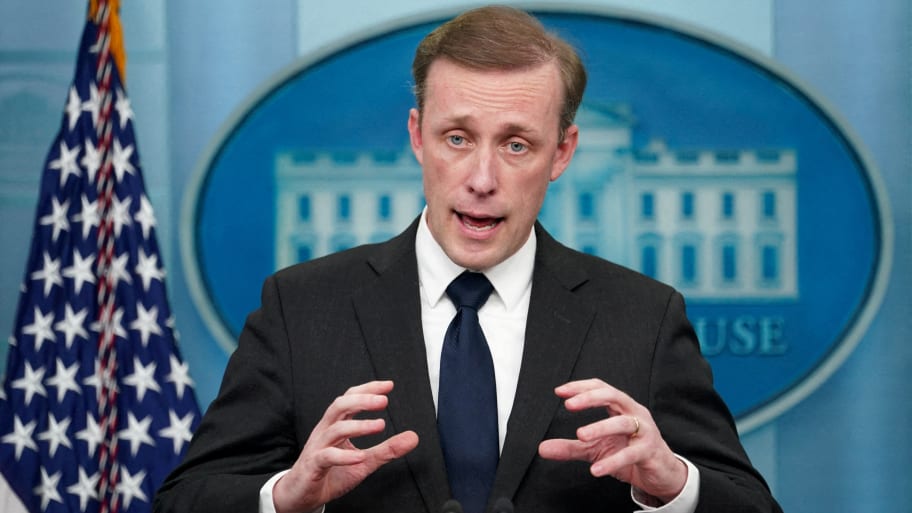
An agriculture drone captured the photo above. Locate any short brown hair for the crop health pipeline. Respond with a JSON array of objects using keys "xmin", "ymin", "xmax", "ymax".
[{"xmin": 412, "ymin": 5, "xmax": 587, "ymax": 140}]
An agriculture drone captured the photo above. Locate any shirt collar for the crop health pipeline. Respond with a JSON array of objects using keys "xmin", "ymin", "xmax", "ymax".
[{"xmin": 416, "ymin": 207, "xmax": 536, "ymax": 311}]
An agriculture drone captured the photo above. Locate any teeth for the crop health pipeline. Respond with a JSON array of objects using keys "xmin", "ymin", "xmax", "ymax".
[{"xmin": 461, "ymin": 215, "xmax": 498, "ymax": 231}]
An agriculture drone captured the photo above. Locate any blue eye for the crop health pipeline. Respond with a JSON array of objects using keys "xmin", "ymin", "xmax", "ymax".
[
  {"xmin": 448, "ymin": 135, "xmax": 465, "ymax": 145},
  {"xmin": 509, "ymin": 141, "xmax": 526, "ymax": 153}
]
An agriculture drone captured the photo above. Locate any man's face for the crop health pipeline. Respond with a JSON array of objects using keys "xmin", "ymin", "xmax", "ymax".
[{"xmin": 408, "ymin": 58, "xmax": 579, "ymax": 270}]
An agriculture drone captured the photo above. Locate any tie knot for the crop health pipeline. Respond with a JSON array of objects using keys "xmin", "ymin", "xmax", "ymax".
[{"xmin": 446, "ymin": 271, "xmax": 494, "ymax": 311}]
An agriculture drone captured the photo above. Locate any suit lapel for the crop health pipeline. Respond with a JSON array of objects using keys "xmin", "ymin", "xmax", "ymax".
[
  {"xmin": 352, "ymin": 221, "xmax": 450, "ymax": 512},
  {"xmin": 491, "ymin": 227, "xmax": 595, "ymax": 502}
]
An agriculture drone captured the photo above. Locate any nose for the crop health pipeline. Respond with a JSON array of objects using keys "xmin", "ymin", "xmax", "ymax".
[{"xmin": 465, "ymin": 147, "xmax": 498, "ymax": 196}]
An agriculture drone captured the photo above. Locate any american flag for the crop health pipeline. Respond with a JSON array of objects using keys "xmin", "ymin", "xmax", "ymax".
[{"xmin": 0, "ymin": 2, "xmax": 201, "ymax": 512}]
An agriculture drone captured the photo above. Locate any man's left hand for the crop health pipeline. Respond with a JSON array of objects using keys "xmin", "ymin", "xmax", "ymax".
[{"xmin": 538, "ymin": 378, "xmax": 687, "ymax": 505}]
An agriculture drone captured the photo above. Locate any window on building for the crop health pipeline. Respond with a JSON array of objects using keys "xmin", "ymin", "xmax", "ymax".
[
  {"xmin": 681, "ymin": 244, "xmax": 697, "ymax": 283},
  {"xmin": 761, "ymin": 191, "xmax": 777, "ymax": 220},
  {"xmin": 579, "ymin": 192, "xmax": 595, "ymax": 221},
  {"xmin": 722, "ymin": 192, "xmax": 735, "ymax": 220},
  {"xmin": 297, "ymin": 244, "xmax": 312, "ymax": 263},
  {"xmin": 378, "ymin": 194, "xmax": 392, "ymax": 221},
  {"xmin": 762, "ymin": 244, "xmax": 779, "ymax": 282},
  {"xmin": 298, "ymin": 195, "xmax": 311, "ymax": 221},
  {"xmin": 338, "ymin": 194, "xmax": 351, "ymax": 221},
  {"xmin": 642, "ymin": 245, "xmax": 657, "ymax": 279},
  {"xmin": 722, "ymin": 243, "xmax": 737, "ymax": 283},
  {"xmin": 638, "ymin": 234, "xmax": 662, "ymax": 279},
  {"xmin": 681, "ymin": 192, "xmax": 695, "ymax": 220},
  {"xmin": 641, "ymin": 192, "xmax": 655, "ymax": 220}
]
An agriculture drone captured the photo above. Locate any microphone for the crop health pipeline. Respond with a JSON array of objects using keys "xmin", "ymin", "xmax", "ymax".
[
  {"xmin": 492, "ymin": 497, "xmax": 514, "ymax": 513},
  {"xmin": 441, "ymin": 499, "xmax": 464, "ymax": 513}
]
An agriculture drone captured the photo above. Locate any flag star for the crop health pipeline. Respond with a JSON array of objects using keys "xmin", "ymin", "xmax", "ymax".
[
  {"xmin": 37, "ymin": 414, "xmax": 73, "ymax": 457},
  {"xmin": 48, "ymin": 140, "xmax": 82, "ymax": 187},
  {"xmin": 135, "ymin": 195, "xmax": 157, "ymax": 240},
  {"xmin": 115, "ymin": 88, "xmax": 134, "ymax": 129},
  {"xmin": 62, "ymin": 250, "xmax": 96, "ymax": 295},
  {"xmin": 130, "ymin": 303, "xmax": 163, "ymax": 347},
  {"xmin": 54, "ymin": 303, "xmax": 90, "ymax": 349},
  {"xmin": 80, "ymin": 138, "xmax": 101, "ymax": 183},
  {"xmin": 135, "ymin": 249, "xmax": 165, "ymax": 292},
  {"xmin": 22, "ymin": 306, "xmax": 56, "ymax": 351},
  {"xmin": 116, "ymin": 468, "xmax": 148, "ymax": 509},
  {"xmin": 66, "ymin": 467, "xmax": 99, "ymax": 512},
  {"xmin": 71, "ymin": 195, "xmax": 101, "ymax": 240},
  {"xmin": 123, "ymin": 357, "xmax": 161, "ymax": 400},
  {"xmin": 34, "ymin": 467, "xmax": 64, "ymax": 511},
  {"xmin": 82, "ymin": 359, "xmax": 102, "ymax": 403},
  {"xmin": 158, "ymin": 410, "xmax": 195, "ymax": 455},
  {"xmin": 76, "ymin": 413, "xmax": 103, "ymax": 457},
  {"xmin": 65, "ymin": 86, "xmax": 83, "ymax": 131},
  {"xmin": 166, "ymin": 354, "xmax": 195, "ymax": 400},
  {"xmin": 166, "ymin": 315, "xmax": 181, "ymax": 342},
  {"xmin": 39, "ymin": 196, "xmax": 71, "ymax": 242},
  {"xmin": 118, "ymin": 412, "xmax": 155, "ymax": 456},
  {"xmin": 111, "ymin": 138, "xmax": 136, "ymax": 182},
  {"xmin": 91, "ymin": 307, "xmax": 128, "ymax": 340},
  {"xmin": 1, "ymin": 416, "xmax": 38, "ymax": 460},
  {"xmin": 82, "ymin": 83, "xmax": 101, "ymax": 127},
  {"xmin": 11, "ymin": 361, "xmax": 48, "ymax": 405},
  {"xmin": 107, "ymin": 250, "xmax": 133, "ymax": 288},
  {"xmin": 110, "ymin": 195, "xmax": 133, "ymax": 237},
  {"xmin": 30, "ymin": 252, "xmax": 64, "ymax": 297},
  {"xmin": 45, "ymin": 358, "xmax": 82, "ymax": 402}
]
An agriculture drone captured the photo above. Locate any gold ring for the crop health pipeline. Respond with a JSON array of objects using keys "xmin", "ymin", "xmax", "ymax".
[{"xmin": 630, "ymin": 416, "xmax": 640, "ymax": 438}]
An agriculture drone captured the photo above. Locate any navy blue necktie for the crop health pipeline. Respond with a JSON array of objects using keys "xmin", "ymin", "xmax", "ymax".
[{"xmin": 438, "ymin": 271, "xmax": 499, "ymax": 513}]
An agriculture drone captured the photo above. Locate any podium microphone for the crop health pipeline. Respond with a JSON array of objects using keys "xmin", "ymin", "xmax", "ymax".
[
  {"xmin": 441, "ymin": 500, "xmax": 464, "ymax": 513},
  {"xmin": 492, "ymin": 497, "xmax": 514, "ymax": 513}
]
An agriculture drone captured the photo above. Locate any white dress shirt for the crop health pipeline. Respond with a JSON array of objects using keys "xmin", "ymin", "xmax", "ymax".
[
  {"xmin": 260, "ymin": 211, "xmax": 698, "ymax": 512},
  {"xmin": 415, "ymin": 208, "xmax": 534, "ymax": 452}
]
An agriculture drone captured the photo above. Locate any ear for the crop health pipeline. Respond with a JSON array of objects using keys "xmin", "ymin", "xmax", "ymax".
[
  {"xmin": 550, "ymin": 124, "xmax": 579, "ymax": 182},
  {"xmin": 408, "ymin": 108, "xmax": 424, "ymax": 165}
]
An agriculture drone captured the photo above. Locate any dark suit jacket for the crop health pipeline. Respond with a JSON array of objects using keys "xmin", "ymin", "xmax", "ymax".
[{"xmin": 154, "ymin": 220, "xmax": 781, "ymax": 513}]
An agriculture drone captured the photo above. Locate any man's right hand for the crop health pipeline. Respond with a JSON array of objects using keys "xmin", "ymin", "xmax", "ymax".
[{"xmin": 272, "ymin": 380, "xmax": 419, "ymax": 513}]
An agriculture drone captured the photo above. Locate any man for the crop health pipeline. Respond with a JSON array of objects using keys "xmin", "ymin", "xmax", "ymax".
[{"xmin": 155, "ymin": 6, "xmax": 781, "ymax": 513}]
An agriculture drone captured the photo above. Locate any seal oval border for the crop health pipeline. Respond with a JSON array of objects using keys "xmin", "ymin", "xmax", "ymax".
[{"xmin": 180, "ymin": 4, "xmax": 894, "ymax": 433}]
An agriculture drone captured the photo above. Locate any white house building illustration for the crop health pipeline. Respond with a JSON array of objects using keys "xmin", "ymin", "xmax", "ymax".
[{"xmin": 274, "ymin": 104, "xmax": 798, "ymax": 301}]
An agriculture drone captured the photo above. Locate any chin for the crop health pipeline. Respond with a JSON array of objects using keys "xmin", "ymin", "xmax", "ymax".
[{"xmin": 451, "ymin": 249, "xmax": 502, "ymax": 272}]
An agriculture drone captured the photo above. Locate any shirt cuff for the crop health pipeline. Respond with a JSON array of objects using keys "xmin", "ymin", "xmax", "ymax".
[
  {"xmin": 258, "ymin": 470, "xmax": 326, "ymax": 513},
  {"xmin": 631, "ymin": 455, "xmax": 699, "ymax": 513}
]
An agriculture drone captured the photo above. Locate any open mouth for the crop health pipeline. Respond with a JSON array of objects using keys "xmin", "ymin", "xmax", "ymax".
[{"xmin": 457, "ymin": 212, "xmax": 502, "ymax": 232}]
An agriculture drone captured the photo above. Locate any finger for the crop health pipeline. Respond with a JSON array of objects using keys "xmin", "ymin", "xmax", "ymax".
[
  {"xmin": 344, "ymin": 380, "xmax": 395, "ymax": 396},
  {"xmin": 562, "ymin": 385, "xmax": 637, "ymax": 415},
  {"xmin": 317, "ymin": 418, "xmax": 388, "ymax": 448},
  {"xmin": 363, "ymin": 430, "xmax": 420, "ymax": 466},
  {"xmin": 323, "ymin": 380, "xmax": 397, "ymax": 421},
  {"xmin": 312, "ymin": 445, "xmax": 371, "ymax": 469},
  {"xmin": 589, "ymin": 444, "xmax": 643, "ymax": 478},
  {"xmin": 538, "ymin": 438, "xmax": 594, "ymax": 462},
  {"xmin": 554, "ymin": 378, "xmax": 610, "ymax": 397},
  {"xmin": 319, "ymin": 391, "xmax": 390, "ymax": 427},
  {"xmin": 576, "ymin": 414, "xmax": 641, "ymax": 443}
]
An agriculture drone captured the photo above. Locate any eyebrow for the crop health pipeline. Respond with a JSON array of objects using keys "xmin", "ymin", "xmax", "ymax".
[{"xmin": 440, "ymin": 115, "xmax": 540, "ymax": 138}]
